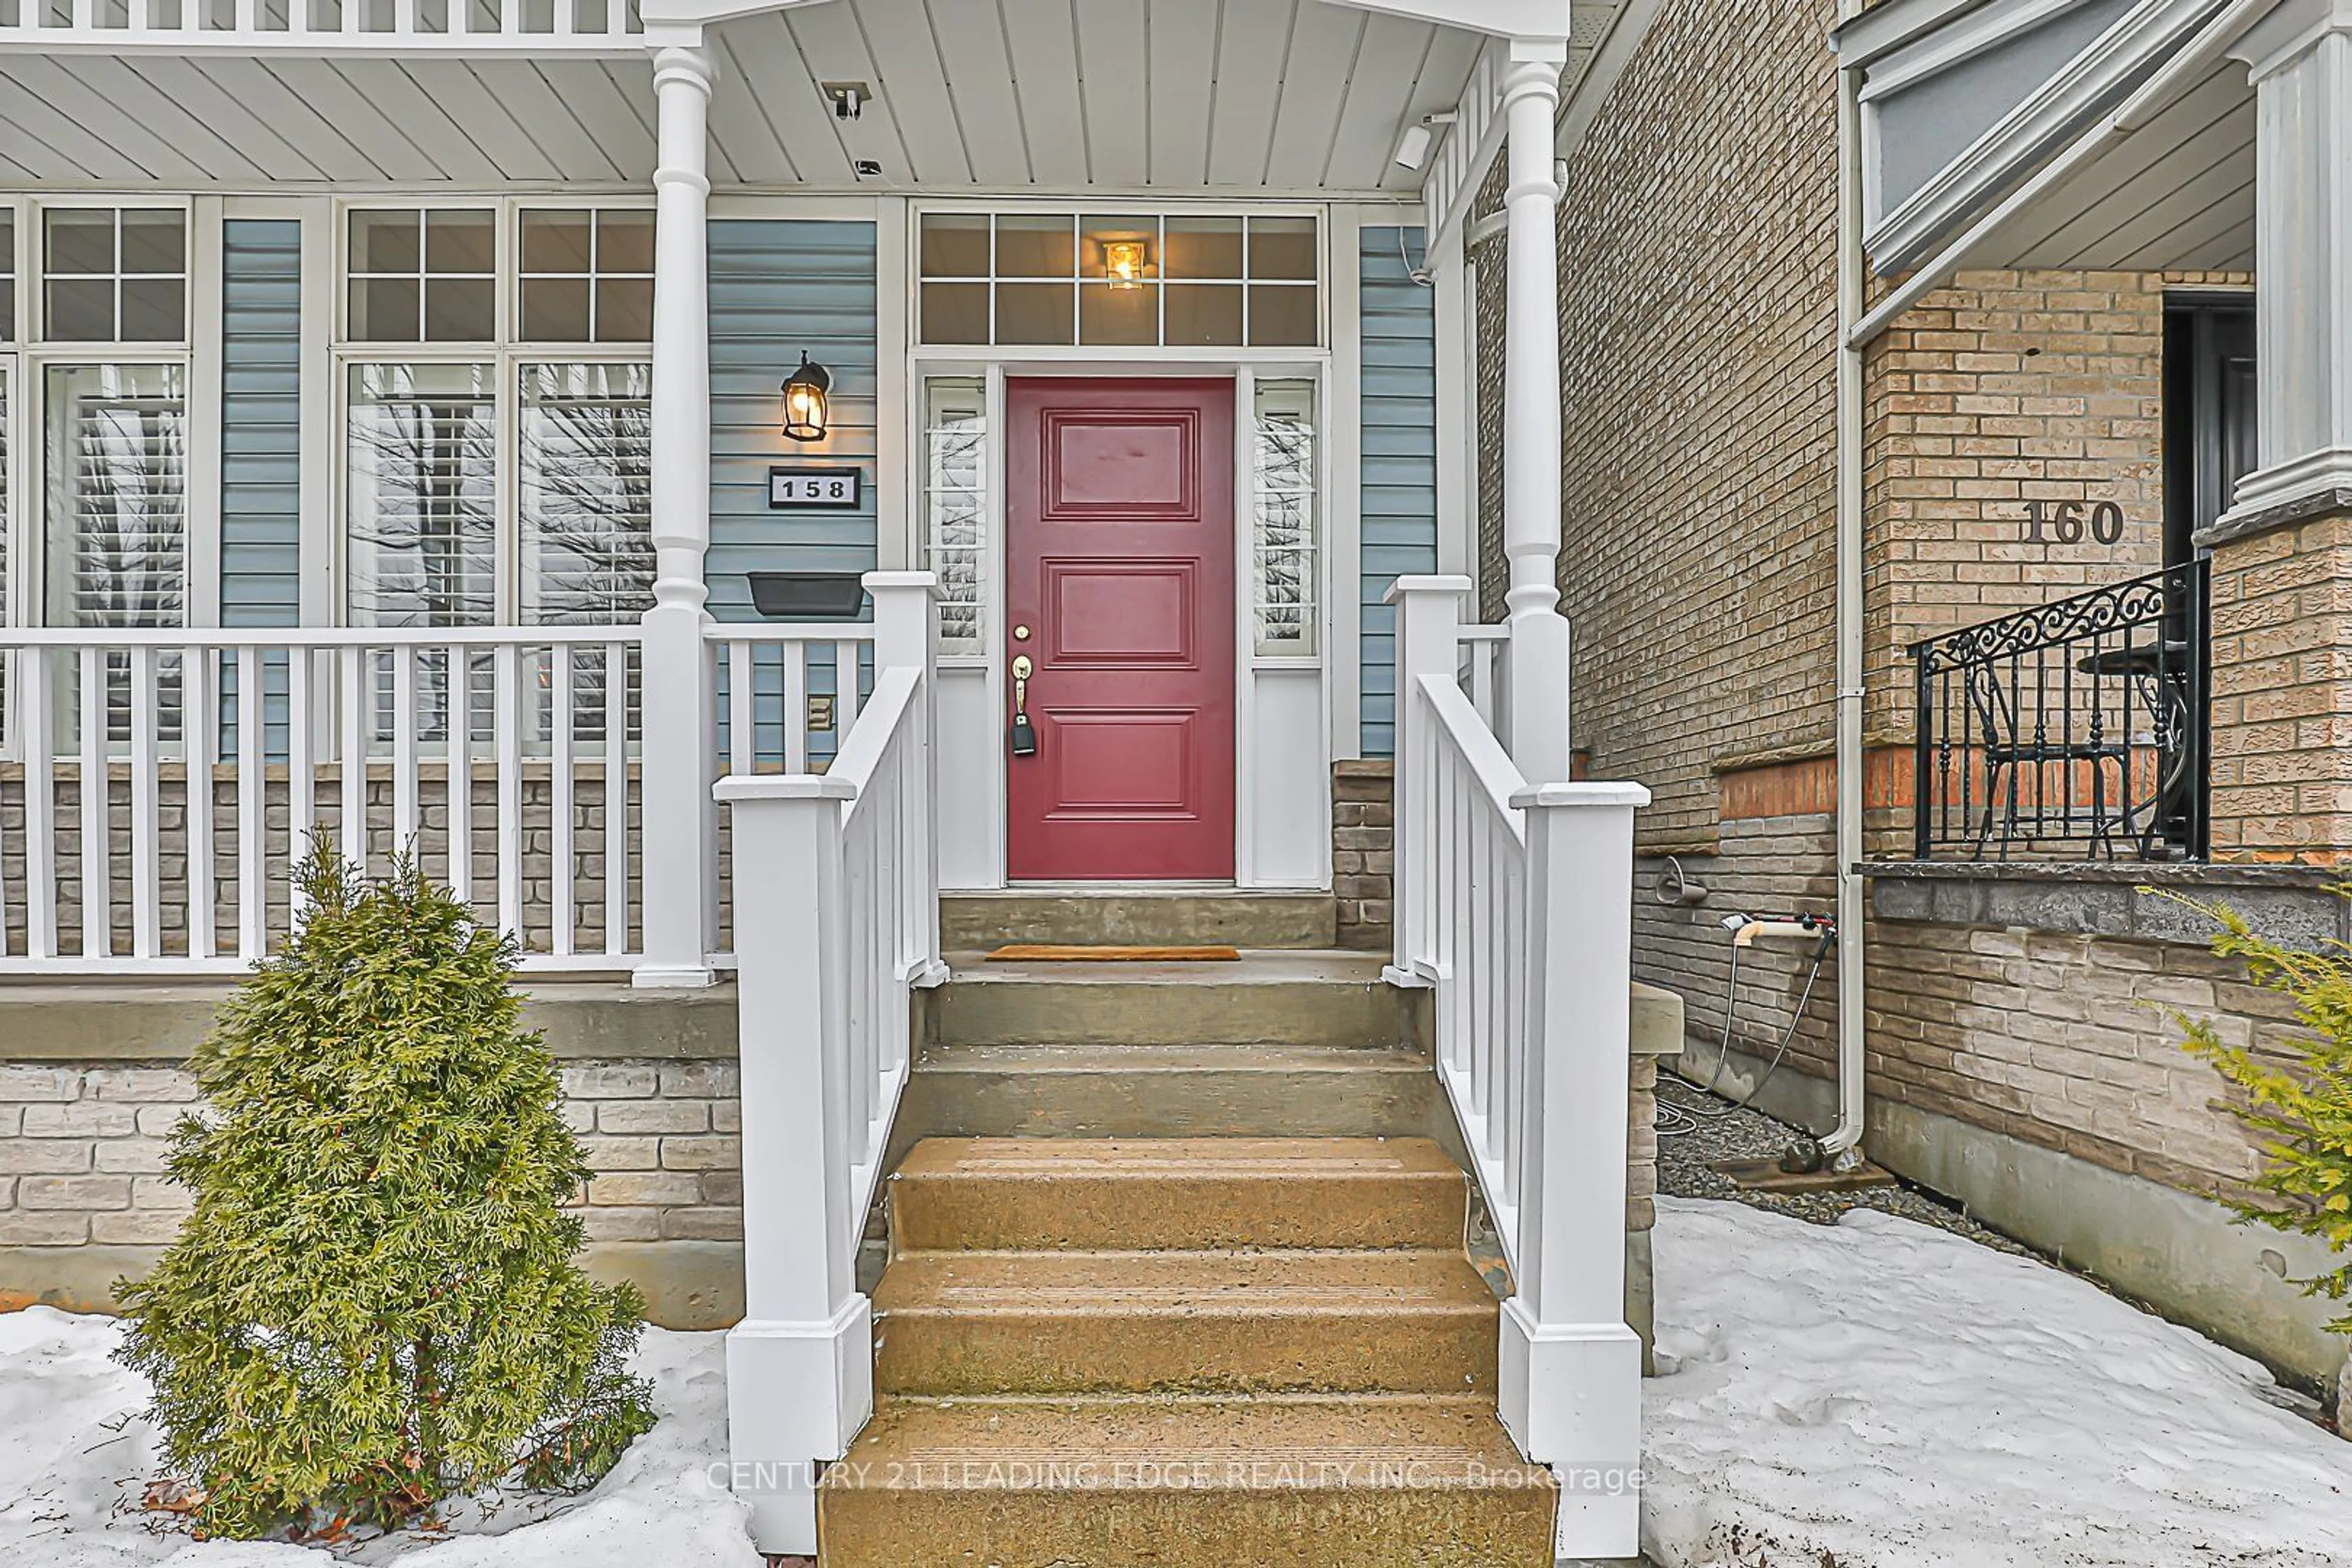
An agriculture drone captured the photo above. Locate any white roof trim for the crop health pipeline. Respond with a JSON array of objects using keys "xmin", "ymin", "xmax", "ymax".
[
  {"xmin": 1861, "ymin": 0, "xmax": 2118, "ymax": 100},
  {"xmin": 1848, "ymin": 0, "xmax": 2267, "ymax": 347},
  {"xmin": 1866, "ymin": 0, "xmax": 2234, "ymax": 273},
  {"xmin": 1834, "ymin": 0, "xmax": 1997, "ymax": 67},
  {"xmin": 1558, "ymin": 0, "xmax": 1664, "ymax": 158}
]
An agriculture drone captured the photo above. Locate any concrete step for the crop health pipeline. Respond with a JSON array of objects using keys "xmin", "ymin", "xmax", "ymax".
[
  {"xmin": 895, "ymin": 1041, "xmax": 1457, "ymax": 1147},
  {"xmin": 941, "ymin": 889, "xmax": 1339, "ymax": 951},
  {"xmin": 933, "ymin": 951, "xmax": 1417, "ymax": 1050},
  {"xmin": 889, "ymin": 1137, "xmax": 1468, "ymax": 1253},
  {"xmin": 872, "ymin": 1248, "xmax": 1496, "ymax": 1396},
  {"xmin": 818, "ymin": 1395, "xmax": 1558, "ymax": 1568}
]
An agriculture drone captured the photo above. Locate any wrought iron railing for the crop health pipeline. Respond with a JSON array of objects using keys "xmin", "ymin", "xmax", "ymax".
[{"xmin": 1912, "ymin": 562, "xmax": 2209, "ymax": 861}]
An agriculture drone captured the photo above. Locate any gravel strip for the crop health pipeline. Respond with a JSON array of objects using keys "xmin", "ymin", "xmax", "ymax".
[{"xmin": 1652, "ymin": 1070, "xmax": 2032, "ymax": 1254}]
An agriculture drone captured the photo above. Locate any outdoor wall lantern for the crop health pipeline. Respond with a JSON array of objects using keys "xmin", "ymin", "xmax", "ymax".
[
  {"xmin": 782, "ymin": 352, "xmax": 832, "ymax": 442},
  {"xmin": 1102, "ymin": 238, "xmax": 1149, "ymax": 290}
]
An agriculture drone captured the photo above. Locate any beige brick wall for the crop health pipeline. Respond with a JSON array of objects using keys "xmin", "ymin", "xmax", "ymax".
[
  {"xmin": 0, "ymin": 1060, "xmax": 742, "ymax": 1250},
  {"xmin": 1546, "ymin": 0, "xmax": 1842, "ymax": 848},
  {"xmin": 1332, "ymin": 760, "xmax": 1394, "ymax": 951},
  {"xmin": 2206, "ymin": 511, "xmax": 2352, "ymax": 863},
  {"xmin": 1864, "ymin": 921, "xmax": 2275, "ymax": 1202}
]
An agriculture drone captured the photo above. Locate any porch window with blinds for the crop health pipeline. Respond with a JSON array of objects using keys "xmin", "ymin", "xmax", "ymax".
[
  {"xmin": 340, "ymin": 206, "xmax": 654, "ymax": 628},
  {"xmin": 43, "ymin": 363, "xmax": 189, "ymax": 746},
  {"xmin": 345, "ymin": 362, "xmax": 497, "ymax": 627},
  {"xmin": 519, "ymin": 361, "xmax": 654, "ymax": 624}
]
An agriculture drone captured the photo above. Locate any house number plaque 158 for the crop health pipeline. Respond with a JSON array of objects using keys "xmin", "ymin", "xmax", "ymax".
[{"xmin": 2022, "ymin": 499, "xmax": 2126, "ymax": 545}]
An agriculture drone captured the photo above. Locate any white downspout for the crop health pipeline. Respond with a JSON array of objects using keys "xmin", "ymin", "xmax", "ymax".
[{"xmin": 1824, "ymin": 8, "xmax": 1869, "ymax": 1166}]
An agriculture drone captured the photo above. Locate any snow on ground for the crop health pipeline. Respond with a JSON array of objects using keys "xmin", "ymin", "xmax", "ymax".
[
  {"xmin": 1645, "ymin": 1194, "xmax": 2352, "ymax": 1568},
  {"xmin": 0, "ymin": 1309, "xmax": 764, "ymax": 1568},
  {"xmin": 9, "ymin": 1196, "xmax": 2352, "ymax": 1567}
]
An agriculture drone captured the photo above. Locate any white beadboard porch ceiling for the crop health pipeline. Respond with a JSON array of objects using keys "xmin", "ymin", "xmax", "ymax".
[{"xmin": 0, "ymin": 0, "xmax": 1563, "ymax": 192}]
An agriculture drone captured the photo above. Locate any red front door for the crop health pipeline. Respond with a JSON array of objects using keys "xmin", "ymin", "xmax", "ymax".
[{"xmin": 1006, "ymin": 377, "xmax": 1237, "ymax": 881}]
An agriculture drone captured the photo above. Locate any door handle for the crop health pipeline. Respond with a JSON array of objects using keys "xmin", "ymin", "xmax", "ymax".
[{"xmin": 1009, "ymin": 654, "xmax": 1038, "ymax": 757}]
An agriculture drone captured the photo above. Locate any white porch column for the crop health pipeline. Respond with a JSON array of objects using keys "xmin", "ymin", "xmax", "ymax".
[
  {"xmin": 1499, "ymin": 37, "xmax": 1574, "ymax": 785},
  {"xmin": 2225, "ymin": 1, "xmax": 2352, "ymax": 523},
  {"xmin": 637, "ymin": 43, "xmax": 718, "ymax": 988}
]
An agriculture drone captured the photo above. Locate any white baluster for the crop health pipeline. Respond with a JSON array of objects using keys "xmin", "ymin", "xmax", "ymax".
[
  {"xmin": 496, "ymin": 640, "xmax": 522, "ymax": 943},
  {"xmin": 21, "ymin": 649, "xmax": 56, "ymax": 960},
  {"xmin": 78, "ymin": 646, "xmax": 109, "ymax": 960},
  {"xmin": 782, "ymin": 639, "xmax": 808, "ymax": 771},
  {"xmin": 834, "ymin": 639, "xmax": 862, "ymax": 734},
  {"xmin": 339, "ymin": 645, "xmax": 366, "ymax": 874},
  {"xmin": 728, "ymin": 639, "xmax": 753, "ymax": 776},
  {"xmin": 604, "ymin": 641, "xmax": 628, "ymax": 959},
  {"xmin": 185, "ymin": 646, "xmax": 216, "ymax": 962},
  {"xmin": 129, "ymin": 646, "xmax": 161, "ymax": 960},
  {"xmin": 448, "ymin": 644, "xmax": 473, "ymax": 905},
  {"xmin": 288, "ymin": 647, "xmax": 315, "ymax": 918},
  {"xmin": 551, "ymin": 644, "xmax": 575, "ymax": 958},
  {"xmin": 236, "ymin": 646, "xmax": 265, "ymax": 961},
  {"xmin": 392, "ymin": 642, "xmax": 419, "ymax": 858}
]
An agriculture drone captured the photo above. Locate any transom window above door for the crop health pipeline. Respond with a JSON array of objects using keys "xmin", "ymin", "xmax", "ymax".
[{"xmin": 918, "ymin": 211, "xmax": 1321, "ymax": 349}]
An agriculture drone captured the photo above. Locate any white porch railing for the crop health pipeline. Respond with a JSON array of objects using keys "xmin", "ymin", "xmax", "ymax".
[
  {"xmin": 0, "ymin": 618, "xmax": 870, "ymax": 976},
  {"xmin": 0, "ymin": 0, "xmax": 647, "ymax": 53},
  {"xmin": 714, "ymin": 572, "xmax": 942, "ymax": 1556},
  {"xmin": 1385, "ymin": 575, "xmax": 1648, "ymax": 1561}
]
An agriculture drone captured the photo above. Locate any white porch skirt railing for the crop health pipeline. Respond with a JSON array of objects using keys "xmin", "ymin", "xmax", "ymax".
[
  {"xmin": 712, "ymin": 573, "xmax": 943, "ymax": 1556},
  {"xmin": 0, "ymin": 0, "xmax": 646, "ymax": 53},
  {"xmin": 1385, "ymin": 575, "xmax": 1648, "ymax": 1561},
  {"xmin": 0, "ymin": 619, "xmax": 870, "ymax": 976}
]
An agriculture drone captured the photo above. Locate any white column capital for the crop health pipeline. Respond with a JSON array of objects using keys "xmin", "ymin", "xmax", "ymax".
[
  {"xmin": 2212, "ymin": 13, "xmax": 2352, "ymax": 532},
  {"xmin": 2230, "ymin": 0, "xmax": 2352, "ymax": 81},
  {"xmin": 651, "ymin": 41, "xmax": 718, "ymax": 95},
  {"xmin": 1504, "ymin": 34, "xmax": 1570, "ymax": 68}
]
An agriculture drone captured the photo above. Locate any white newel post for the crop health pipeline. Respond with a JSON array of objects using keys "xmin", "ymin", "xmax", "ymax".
[
  {"xmin": 1500, "ymin": 38, "xmax": 1573, "ymax": 786},
  {"xmin": 636, "ymin": 42, "xmax": 718, "ymax": 989},
  {"xmin": 1383, "ymin": 575, "xmax": 1470, "ymax": 982},
  {"xmin": 865, "ymin": 570, "xmax": 947, "ymax": 983},
  {"xmin": 1504, "ymin": 780, "xmax": 1650, "ymax": 1561},
  {"xmin": 2222, "ymin": 1, "xmax": 2352, "ymax": 526},
  {"xmin": 719, "ymin": 769, "xmax": 870, "ymax": 1555}
]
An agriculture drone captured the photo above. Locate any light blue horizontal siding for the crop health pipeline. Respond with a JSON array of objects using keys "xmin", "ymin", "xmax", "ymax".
[
  {"xmin": 219, "ymin": 219, "xmax": 304, "ymax": 760},
  {"xmin": 1359, "ymin": 227, "xmax": 1436, "ymax": 758},
  {"xmin": 709, "ymin": 218, "xmax": 880, "ymax": 762},
  {"xmin": 220, "ymin": 219, "xmax": 303, "ymax": 629}
]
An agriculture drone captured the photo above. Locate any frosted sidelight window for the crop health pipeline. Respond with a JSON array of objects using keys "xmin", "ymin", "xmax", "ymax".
[
  {"xmin": 922, "ymin": 378, "xmax": 988, "ymax": 654},
  {"xmin": 1253, "ymin": 380, "xmax": 1318, "ymax": 657}
]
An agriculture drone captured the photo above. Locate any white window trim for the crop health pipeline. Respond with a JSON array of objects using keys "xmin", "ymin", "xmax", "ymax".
[
  {"xmin": 2, "ymin": 192, "xmax": 24, "ymax": 636},
  {"xmin": 13, "ymin": 195, "xmax": 200, "ymax": 635},
  {"xmin": 328, "ymin": 195, "xmax": 657, "ymax": 630}
]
